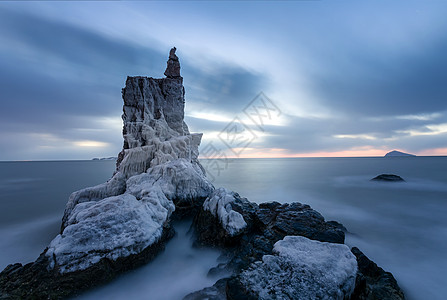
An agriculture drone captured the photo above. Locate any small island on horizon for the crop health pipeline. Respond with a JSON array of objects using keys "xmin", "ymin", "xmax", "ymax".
[
  {"xmin": 92, "ymin": 157, "xmax": 117, "ymax": 161},
  {"xmin": 384, "ymin": 150, "xmax": 416, "ymax": 157}
]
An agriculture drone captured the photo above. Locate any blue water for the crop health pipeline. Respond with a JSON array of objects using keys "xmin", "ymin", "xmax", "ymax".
[{"xmin": 0, "ymin": 157, "xmax": 446, "ymax": 300}]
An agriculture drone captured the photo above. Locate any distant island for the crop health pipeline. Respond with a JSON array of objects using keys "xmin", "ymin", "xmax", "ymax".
[
  {"xmin": 92, "ymin": 156, "xmax": 117, "ymax": 161},
  {"xmin": 384, "ymin": 150, "xmax": 415, "ymax": 157}
]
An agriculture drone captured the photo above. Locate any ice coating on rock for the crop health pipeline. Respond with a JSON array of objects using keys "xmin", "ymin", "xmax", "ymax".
[
  {"xmin": 203, "ymin": 188, "xmax": 247, "ymax": 236},
  {"xmin": 61, "ymin": 172, "xmax": 127, "ymax": 229},
  {"xmin": 240, "ymin": 236, "xmax": 358, "ymax": 300},
  {"xmin": 124, "ymin": 158, "xmax": 214, "ymax": 206},
  {"xmin": 115, "ymin": 73, "xmax": 204, "ymax": 178},
  {"xmin": 50, "ymin": 49, "xmax": 213, "ymax": 273},
  {"xmin": 47, "ymin": 190, "xmax": 174, "ymax": 273}
]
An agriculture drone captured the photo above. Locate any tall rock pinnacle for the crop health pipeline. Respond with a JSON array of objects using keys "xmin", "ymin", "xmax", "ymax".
[{"xmin": 164, "ymin": 47, "xmax": 181, "ymax": 78}]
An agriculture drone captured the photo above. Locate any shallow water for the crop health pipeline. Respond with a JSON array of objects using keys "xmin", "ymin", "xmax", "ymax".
[{"xmin": 0, "ymin": 157, "xmax": 446, "ymax": 300}]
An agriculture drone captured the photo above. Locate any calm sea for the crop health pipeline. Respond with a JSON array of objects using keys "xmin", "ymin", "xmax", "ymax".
[{"xmin": 0, "ymin": 157, "xmax": 446, "ymax": 300}]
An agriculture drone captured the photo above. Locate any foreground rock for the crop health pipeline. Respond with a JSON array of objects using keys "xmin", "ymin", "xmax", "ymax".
[
  {"xmin": 231, "ymin": 236, "xmax": 357, "ymax": 300},
  {"xmin": 0, "ymin": 48, "xmax": 213, "ymax": 299},
  {"xmin": 351, "ymin": 247, "xmax": 405, "ymax": 300},
  {"xmin": 0, "ymin": 227, "xmax": 173, "ymax": 299},
  {"xmin": 371, "ymin": 174, "xmax": 405, "ymax": 182},
  {"xmin": 187, "ymin": 188, "xmax": 404, "ymax": 300}
]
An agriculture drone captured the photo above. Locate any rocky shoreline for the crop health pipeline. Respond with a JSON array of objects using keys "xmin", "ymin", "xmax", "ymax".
[
  {"xmin": 186, "ymin": 188, "xmax": 404, "ymax": 300},
  {"xmin": 0, "ymin": 49, "xmax": 405, "ymax": 300}
]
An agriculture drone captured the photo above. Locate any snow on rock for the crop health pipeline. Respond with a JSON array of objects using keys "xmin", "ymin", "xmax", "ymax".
[
  {"xmin": 117, "ymin": 133, "xmax": 205, "ymax": 178},
  {"xmin": 47, "ymin": 188, "xmax": 174, "ymax": 273},
  {"xmin": 203, "ymin": 188, "xmax": 247, "ymax": 236},
  {"xmin": 240, "ymin": 235, "xmax": 358, "ymax": 300},
  {"xmin": 128, "ymin": 158, "xmax": 214, "ymax": 202},
  {"xmin": 61, "ymin": 172, "xmax": 127, "ymax": 230}
]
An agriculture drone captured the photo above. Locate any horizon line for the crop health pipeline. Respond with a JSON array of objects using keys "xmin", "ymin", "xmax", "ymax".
[{"xmin": 2, "ymin": 155, "xmax": 447, "ymax": 163}]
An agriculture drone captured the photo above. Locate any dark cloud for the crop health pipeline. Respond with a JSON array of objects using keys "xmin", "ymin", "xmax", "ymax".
[
  {"xmin": 184, "ymin": 116, "xmax": 229, "ymax": 134},
  {"xmin": 185, "ymin": 69, "xmax": 266, "ymax": 114},
  {"xmin": 308, "ymin": 36, "xmax": 447, "ymax": 117},
  {"xmin": 0, "ymin": 8, "xmax": 164, "ymax": 131},
  {"xmin": 0, "ymin": 8, "xmax": 265, "ymax": 160}
]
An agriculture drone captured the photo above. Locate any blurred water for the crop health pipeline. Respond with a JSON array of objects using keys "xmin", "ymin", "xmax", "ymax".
[
  {"xmin": 77, "ymin": 220, "xmax": 225, "ymax": 300},
  {"xmin": 0, "ymin": 160, "xmax": 115, "ymax": 268},
  {"xmin": 0, "ymin": 157, "xmax": 446, "ymax": 300},
  {"xmin": 210, "ymin": 156, "xmax": 447, "ymax": 300}
]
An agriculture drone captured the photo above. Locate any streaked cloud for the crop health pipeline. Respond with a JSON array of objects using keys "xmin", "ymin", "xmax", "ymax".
[
  {"xmin": 397, "ymin": 123, "xmax": 447, "ymax": 137},
  {"xmin": 1, "ymin": 1, "xmax": 447, "ymax": 159},
  {"xmin": 73, "ymin": 140, "xmax": 110, "ymax": 148},
  {"xmin": 334, "ymin": 134, "xmax": 378, "ymax": 141}
]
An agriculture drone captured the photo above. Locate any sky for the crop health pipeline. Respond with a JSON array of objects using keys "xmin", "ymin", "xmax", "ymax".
[{"xmin": 1, "ymin": 1, "xmax": 447, "ymax": 160}]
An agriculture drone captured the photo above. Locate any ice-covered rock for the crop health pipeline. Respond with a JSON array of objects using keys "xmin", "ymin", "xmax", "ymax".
[
  {"xmin": 238, "ymin": 236, "xmax": 358, "ymax": 300},
  {"xmin": 47, "ymin": 189, "xmax": 174, "ymax": 273},
  {"xmin": 61, "ymin": 172, "xmax": 127, "ymax": 230},
  {"xmin": 203, "ymin": 188, "xmax": 247, "ymax": 236},
  {"xmin": 141, "ymin": 158, "xmax": 213, "ymax": 201}
]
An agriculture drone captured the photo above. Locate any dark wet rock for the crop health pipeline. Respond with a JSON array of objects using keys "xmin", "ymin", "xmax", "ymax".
[
  {"xmin": 207, "ymin": 263, "xmax": 230, "ymax": 278},
  {"xmin": 257, "ymin": 202, "xmax": 345, "ymax": 244},
  {"xmin": 351, "ymin": 247, "xmax": 405, "ymax": 300},
  {"xmin": 183, "ymin": 276, "xmax": 257, "ymax": 300},
  {"xmin": 0, "ymin": 226, "xmax": 174, "ymax": 300},
  {"xmin": 225, "ymin": 277, "xmax": 257, "ymax": 300},
  {"xmin": 193, "ymin": 198, "xmax": 345, "ymax": 274},
  {"xmin": 183, "ymin": 278, "xmax": 229, "ymax": 300},
  {"xmin": 171, "ymin": 196, "xmax": 208, "ymax": 220},
  {"xmin": 190, "ymin": 191, "xmax": 405, "ymax": 300},
  {"xmin": 371, "ymin": 174, "xmax": 405, "ymax": 182},
  {"xmin": 327, "ymin": 220, "xmax": 348, "ymax": 232},
  {"xmin": 194, "ymin": 191, "xmax": 258, "ymax": 247}
]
